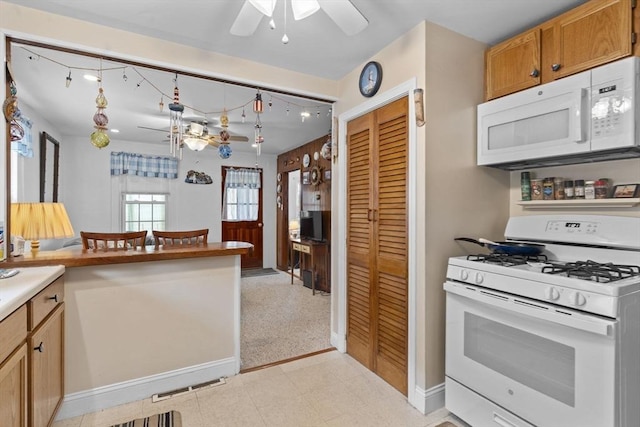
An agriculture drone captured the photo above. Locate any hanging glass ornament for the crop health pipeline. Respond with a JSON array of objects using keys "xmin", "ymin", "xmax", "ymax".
[
  {"xmin": 218, "ymin": 143, "xmax": 232, "ymax": 159},
  {"xmin": 90, "ymin": 87, "xmax": 110, "ymax": 148}
]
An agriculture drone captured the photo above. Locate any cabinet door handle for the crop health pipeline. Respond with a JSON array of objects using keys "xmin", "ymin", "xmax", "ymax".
[
  {"xmin": 34, "ymin": 342, "xmax": 44, "ymax": 353},
  {"xmin": 551, "ymin": 63, "xmax": 561, "ymax": 72},
  {"xmin": 529, "ymin": 68, "xmax": 539, "ymax": 77},
  {"xmin": 367, "ymin": 209, "xmax": 373, "ymax": 221},
  {"xmin": 48, "ymin": 294, "xmax": 58, "ymax": 303}
]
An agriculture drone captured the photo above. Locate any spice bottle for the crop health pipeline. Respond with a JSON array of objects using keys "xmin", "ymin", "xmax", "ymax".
[
  {"xmin": 574, "ymin": 180, "xmax": 585, "ymax": 199},
  {"xmin": 564, "ymin": 180, "xmax": 574, "ymax": 199},
  {"xmin": 521, "ymin": 172, "xmax": 531, "ymax": 201},
  {"xmin": 595, "ymin": 180, "xmax": 608, "ymax": 199},
  {"xmin": 584, "ymin": 180, "xmax": 596, "ymax": 199},
  {"xmin": 553, "ymin": 178, "xmax": 565, "ymax": 200},
  {"xmin": 543, "ymin": 178, "xmax": 555, "ymax": 200},
  {"xmin": 531, "ymin": 179, "xmax": 544, "ymax": 200}
]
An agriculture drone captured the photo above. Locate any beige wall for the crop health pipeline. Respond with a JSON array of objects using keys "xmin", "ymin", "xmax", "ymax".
[{"xmin": 65, "ymin": 256, "xmax": 239, "ymax": 393}]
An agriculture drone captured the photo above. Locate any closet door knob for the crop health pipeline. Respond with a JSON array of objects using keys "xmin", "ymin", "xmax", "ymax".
[
  {"xmin": 551, "ymin": 63, "xmax": 561, "ymax": 72},
  {"xmin": 529, "ymin": 68, "xmax": 539, "ymax": 77}
]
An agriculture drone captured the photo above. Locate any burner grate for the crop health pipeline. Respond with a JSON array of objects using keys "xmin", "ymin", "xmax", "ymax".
[
  {"xmin": 467, "ymin": 253, "xmax": 548, "ymax": 266},
  {"xmin": 542, "ymin": 260, "xmax": 640, "ymax": 283}
]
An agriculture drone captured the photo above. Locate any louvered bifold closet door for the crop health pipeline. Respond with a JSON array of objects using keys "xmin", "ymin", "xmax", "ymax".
[
  {"xmin": 373, "ymin": 97, "xmax": 408, "ymax": 395},
  {"xmin": 346, "ymin": 97, "xmax": 409, "ymax": 395},
  {"xmin": 346, "ymin": 112, "xmax": 375, "ymax": 369}
]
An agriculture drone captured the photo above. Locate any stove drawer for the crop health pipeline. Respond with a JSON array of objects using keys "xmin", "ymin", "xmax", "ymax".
[{"xmin": 446, "ymin": 377, "xmax": 534, "ymax": 427}]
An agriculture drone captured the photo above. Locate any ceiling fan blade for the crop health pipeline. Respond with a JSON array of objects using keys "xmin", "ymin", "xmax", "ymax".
[
  {"xmin": 137, "ymin": 125, "xmax": 167, "ymax": 132},
  {"xmin": 230, "ymin": 1, "xmax": 265, "ymax": 36},
  {"xmin": 318, "ymin": 0, "xmax": 368, "ymax": 36},
  {"xmin": 210, "ymin": 134, "xmax": 250, "ymax": 143}
]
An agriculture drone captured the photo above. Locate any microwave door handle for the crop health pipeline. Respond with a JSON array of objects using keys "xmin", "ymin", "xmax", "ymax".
[{"xmin": 571, "ymin": 87, "xmax": 589, "ymax": 143}]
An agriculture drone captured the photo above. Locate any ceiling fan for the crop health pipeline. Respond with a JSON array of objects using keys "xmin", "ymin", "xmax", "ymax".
[
  {"xmin": 230, "ymin": 0, "xmax": 368, "ymax": 37},
  {"xmin": 138, "ymin": 121, "xmax": 249, "ymax": 151}
]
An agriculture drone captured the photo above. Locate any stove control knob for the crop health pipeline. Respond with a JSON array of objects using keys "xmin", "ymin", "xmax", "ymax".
[
  {"xmin": 460, "ymin": 270, "xmax": 469, "ymax": 281},
  {"xmin": 545, "ymin": 287, "xmax": 560, "ymax": 301},
  {"xmin": 568, "ymin": 291, "xmax": 587, "ymax": 307},
  {"xmin": 475, "ymin": 272, "xmax": 484, "ymax": 284}
]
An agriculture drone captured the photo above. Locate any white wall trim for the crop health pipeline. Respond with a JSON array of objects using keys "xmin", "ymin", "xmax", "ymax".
[
  {"xmin": 413, "ymin": 382, "xmax": 446, "ymax": 415},
  {"xmin": 330, "ymin": 331, "xmax": 346, "ymax": 352},
  {"xmin": 56, "ymin": 357, "xmax": 236, "ymax": 421},
  {"xmin": 336, "ymin": 78, "xmax": 419, "ymax": 409}
]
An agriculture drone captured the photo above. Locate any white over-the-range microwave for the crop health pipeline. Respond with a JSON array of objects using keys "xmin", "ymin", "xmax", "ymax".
[{"xmin": 477, "ymin": 57, "xmax": 639, "ymax": 170}]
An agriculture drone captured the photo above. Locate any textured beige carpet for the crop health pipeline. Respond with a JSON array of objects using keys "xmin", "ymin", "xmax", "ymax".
[
  {"xmin": 241, "ymin": 270, "xmax": 331, "ymax": 369},
  {"xmin": 110, "ymin": 411, "xmax": 181, "ymax": 426}
]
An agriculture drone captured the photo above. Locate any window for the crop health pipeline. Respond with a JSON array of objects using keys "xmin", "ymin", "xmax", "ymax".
[
  {"xmin": 123, "ymin": 193, "xmax": 167, "ymax": 233},
  {"xmin": 222, "ymin": 168, "xmax": 261, "ymax": 221}
]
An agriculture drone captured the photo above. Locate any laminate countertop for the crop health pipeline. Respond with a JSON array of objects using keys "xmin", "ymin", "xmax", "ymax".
[
  {"xmin": 0, "ymin": 265, "xmax": 65, "ymax": 321},
  {"xmin": 0, "ymin": 241, "xmax": 253, "ymax": 269}
]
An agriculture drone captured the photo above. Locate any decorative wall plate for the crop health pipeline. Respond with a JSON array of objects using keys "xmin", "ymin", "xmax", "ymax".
[
  {"xmin": 310, "ymin": 165, "xmax": 322, "ymax": 186},
  {"xmin": 277, "ymin": 184, "xmax": 282, "ymax": 193},
  {"xmin": 359, "ymin": 61, "xmax": 383, "ymax": 97},
  {"xmin": 303, "ymin": 153, "xmax": 310, "ymax": 168},
  {"xmin": 314, "ymin": 151, "xmax": 320, "ymax": 161},
  {"xmin": 277, "ymin": 172, "xmax": 282, "ymax": 182}
]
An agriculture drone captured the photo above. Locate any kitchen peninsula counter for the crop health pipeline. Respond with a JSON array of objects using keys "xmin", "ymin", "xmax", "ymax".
[
  {"xmin": 0, "ymin": 241, "xmax": 252, "ymax": 420},
  {"xmin": 0, "ymin": 241, "xmax": 253, "ymax": 268}
]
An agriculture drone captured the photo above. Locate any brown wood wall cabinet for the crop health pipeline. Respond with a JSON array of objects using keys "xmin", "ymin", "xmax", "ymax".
[
  {"xmin": 485, "ymin": 0, "xmax": 639, "ymax": 100},
  {"xmin": 346, "ymin": 97, "xmax": 409, "ymax": 395},
  {"xmin": 0, "ymin": 276, "xmax": 64, "ymax": 427},
  {"xmin": 276, "ymin": 133, "xmax": 332, "ymax": 293}
]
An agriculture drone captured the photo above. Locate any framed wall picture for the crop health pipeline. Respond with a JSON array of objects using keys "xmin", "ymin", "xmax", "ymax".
[
  {"xmin": 324, "ymin": 169, "xmax": 331, "ymax": 180},
  {"xmin": 612, "ymin": 184, "xmax": 639, "ymax": 198},
  {"xmin": 302, "ymin": 171, "xmax": 310, "ymax": 185}
]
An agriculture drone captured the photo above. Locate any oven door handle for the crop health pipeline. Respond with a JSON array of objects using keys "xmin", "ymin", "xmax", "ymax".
[{"xmin": 444, "ymin": 281, "xmax": 616, "ymax": 337}]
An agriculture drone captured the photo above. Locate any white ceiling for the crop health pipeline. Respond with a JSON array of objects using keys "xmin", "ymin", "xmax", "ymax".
[{"xmin": 5, "ymin": 0, "xmax": 589, "ymax": 155}]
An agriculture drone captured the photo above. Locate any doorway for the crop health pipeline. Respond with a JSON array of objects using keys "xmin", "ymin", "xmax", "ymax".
[
  {"xmin": 220, "ymin": 166, "xmax": 264, "ymax": 269},
  {"xmin": 288, "ymin": 169, "xmax": 301, "ymax": 277}
]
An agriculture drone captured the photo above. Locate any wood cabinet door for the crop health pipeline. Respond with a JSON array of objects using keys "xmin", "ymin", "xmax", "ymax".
[
  {"xmin": 346, "ymin": 112, "xmax": 375, "ymax": 371},
  {"xmin": 551, "ymin": 0, "xmax": 632, "ymax": 79},
  {"xmin": 0, "ymin": 344, "xmax": 28, "ymax": 427},
  {"xmin": 30, "ymin": 304, "xmax": 64, "ymax": 427},
  {"xmin": 346, "ymin": 97, "xmax": 408, "ymax": 395},
  {"xmin": 485, "ymin": 28, "xmax": 541, "ymax": 100}
]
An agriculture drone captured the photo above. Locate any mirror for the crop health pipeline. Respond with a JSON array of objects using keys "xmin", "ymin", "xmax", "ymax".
[{"xmin": 40, "ymin": 132, "xmax": 60, "ymax": 202}]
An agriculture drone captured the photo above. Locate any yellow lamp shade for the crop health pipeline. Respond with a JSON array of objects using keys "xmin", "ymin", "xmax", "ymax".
[{"xmin": 11, "ymin": 203, "xmax": 75, "ymax": 254}]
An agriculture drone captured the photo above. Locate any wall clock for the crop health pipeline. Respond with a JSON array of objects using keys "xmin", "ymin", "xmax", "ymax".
[
  {"xmin": 303, "ymin": 153, "xmax": 311, "ymax": 168},
  {"xmin": 359, "ymin": 61, "xmax": 382, "ymax": 97}
]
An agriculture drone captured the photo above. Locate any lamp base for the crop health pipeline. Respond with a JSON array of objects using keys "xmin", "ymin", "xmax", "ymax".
[{"xmin": 30, "ymin": 239, "xmax": 40, "ymax": 255}]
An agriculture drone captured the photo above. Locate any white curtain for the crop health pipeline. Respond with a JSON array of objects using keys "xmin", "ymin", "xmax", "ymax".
[{"xmin": 222, "ymin": 168, "xmax": 261, "ymax": 221}]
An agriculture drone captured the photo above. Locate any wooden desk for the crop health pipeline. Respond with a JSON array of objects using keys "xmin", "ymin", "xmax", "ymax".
[{"xmin": 289, "ymin": 239, "xmax": 329, "ymax": 295}]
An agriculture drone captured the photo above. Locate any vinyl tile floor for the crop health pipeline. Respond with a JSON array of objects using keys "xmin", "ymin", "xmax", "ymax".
[{"xmin": 52, "ymin": 350, "xmax": 470, "ymax": 427}]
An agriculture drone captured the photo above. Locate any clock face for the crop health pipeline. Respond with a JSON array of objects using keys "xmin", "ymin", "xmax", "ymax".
[{"xmin": 359, "ymin": 61, "xmax": 382, "ymax": 97}]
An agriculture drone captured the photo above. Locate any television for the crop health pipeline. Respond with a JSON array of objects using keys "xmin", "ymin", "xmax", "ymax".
[{"xmin": 299, "ymin": 210, "xmax": 324, "ymax": 242}]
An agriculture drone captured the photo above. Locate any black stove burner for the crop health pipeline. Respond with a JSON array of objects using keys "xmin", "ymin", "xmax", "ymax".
[
  {"xmin": 467, "ymin": 253, "xmax": 548, "ymax": 266},
  {"xmin": 542, "ymin": 260, "xmax": 640, "ymax": 283}
]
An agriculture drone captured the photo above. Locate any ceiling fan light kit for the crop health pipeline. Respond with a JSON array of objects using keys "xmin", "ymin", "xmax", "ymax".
[{"xmin": 232, "ymin": 0, "xmax": 368, "ymax": 41}]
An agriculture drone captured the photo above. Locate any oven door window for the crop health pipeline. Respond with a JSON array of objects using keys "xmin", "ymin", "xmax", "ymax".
[{"xmin": 464, "ymin": 312, "xmax": 575, "ymax": 406}]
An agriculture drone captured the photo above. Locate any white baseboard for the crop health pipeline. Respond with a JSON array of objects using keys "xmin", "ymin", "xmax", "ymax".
[
  {"xmin": 56, "ymin": 357, "xmax": 237, "ymax": 420},
  {"xmin": 411, "ymin": 382, "xmax": 445, "ymax": 414},
  {"xmin": 330, "ymin": 331, "xmax": 346, "ymax": 352}
]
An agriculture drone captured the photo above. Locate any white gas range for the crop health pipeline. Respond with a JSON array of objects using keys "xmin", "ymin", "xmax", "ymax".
[{"xmin": 444, "ymin": 215, "xmax": 640, "ymax": 427}]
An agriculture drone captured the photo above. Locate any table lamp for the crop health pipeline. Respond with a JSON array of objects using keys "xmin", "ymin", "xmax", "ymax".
[
  {"xmin": 11, "ymin": 202, "xmax": 75, "ymax": 255},
  {"xmin": 289, "ymin": 219, "xmax": 300, "ymax": 239}
]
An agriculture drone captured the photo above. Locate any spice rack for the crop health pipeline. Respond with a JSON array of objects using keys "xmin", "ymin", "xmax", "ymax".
[{"xmin": 517, "ymin": 198, "xmax": 640, "ymax": 209}]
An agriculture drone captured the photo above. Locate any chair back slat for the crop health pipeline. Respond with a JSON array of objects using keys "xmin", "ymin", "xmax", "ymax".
[
  {"xmin": 153, "ymin": 229, "xmax": 208, "ymax": 248},
  {"xmin": 80, "ymin": 231, "xmax": 148, "ymax": 250}
]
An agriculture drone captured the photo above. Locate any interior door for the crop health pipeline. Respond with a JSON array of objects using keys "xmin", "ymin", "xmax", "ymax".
[
  {"xmin": 221, "ymin": 167, "xmax": 264, "ymax": 269},
  {"xmin": 346, "ymin": 97, "xmax": 408, "ymax": 395}
]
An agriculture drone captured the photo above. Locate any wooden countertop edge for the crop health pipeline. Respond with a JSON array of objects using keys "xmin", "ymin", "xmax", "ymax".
[{"xmin": 0, "ymin": 242, "xmax": 253, "ymax": 268}]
